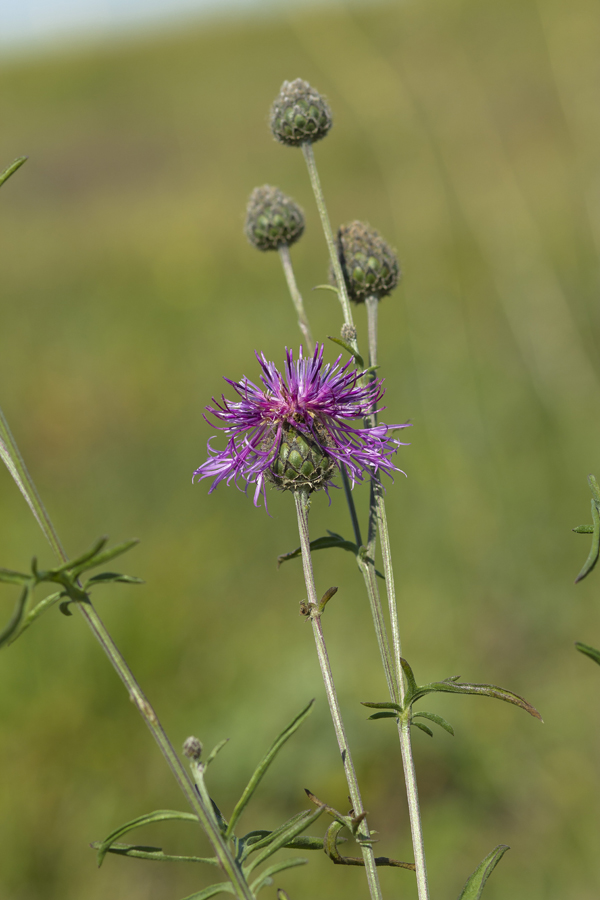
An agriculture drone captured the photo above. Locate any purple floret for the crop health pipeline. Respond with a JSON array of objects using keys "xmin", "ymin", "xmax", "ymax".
[{"xmin": 193, "ymin": 344, "xmax": 408, "ymax": 507}]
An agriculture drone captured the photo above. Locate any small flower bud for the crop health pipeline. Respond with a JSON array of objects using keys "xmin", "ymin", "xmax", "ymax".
[
  {"xmin": 267, "ymin": 422, "xmax": 336, "ymax": 493},
  {"xmin": 183, "ymin": 736, "xmax": 203, "ymax": 760},
  {"xmin": 332, "ymin": 221, "xmax": 400, "ymax": 303},
  {"xmin": 270, "ymin": 79, "xmax": 332, "ymax": 147},
  {"xmin": 341, "ymin": 324, "xmax": 357, "ymax": 343},
  {"xmin": 245, "ymin": 185, "xmax": 305, "ymax": 252}
]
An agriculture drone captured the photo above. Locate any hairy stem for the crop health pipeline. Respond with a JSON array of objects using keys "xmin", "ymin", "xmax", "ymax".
[
  {"xmin": 301, "ymin": 142, "xmax": 357, "ymax": 343},
  {"xmin": 278, "ymin": 244, "xmax": 314, "ymax": 355},
  {"xmin": 293, "ymin": 489, "xmax": 383, "ymax": 900},
  {"xmin": 0, "ymin": 408, "xmax": 253, "ymax": 900},
  {"xmin": 365, "ymin": 294, "xmax": 427, "ymax": 897},
  {"xmin": 399, "ymin": 717, "xmax": 429, "ymax": 900}
]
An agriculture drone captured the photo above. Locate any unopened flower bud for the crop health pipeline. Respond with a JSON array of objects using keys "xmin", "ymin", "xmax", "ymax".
[
  {"xmin": 341, "ymin": 324, "xmax": 357, "ymax": 343},
  {"xmin": 183, "ymin": 736, "xmax": 203, "ymax": 760},
  {"xmin": 270, "ymin": 79, "xmax": 332, "ymax": 147},
  {"xmin": 267, "ymin": 423, "xmax": 335, "ymax": 493},
  {"xmin": 245, "ymin": 185, "xmax": 305, "ymax": 251},
  {"xmin": 332, "ymin": 221, "xmax": 400, "ymax": 303}
]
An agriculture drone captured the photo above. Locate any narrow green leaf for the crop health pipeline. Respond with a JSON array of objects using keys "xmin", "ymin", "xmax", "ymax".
[
  {"xmin": 227, "ymin": 699, "xmax": 314, "ymax": 838},
  {"xmin": 0, "ymin": 568, "xmax": 30, "ymax": 585},
  {"xmin": 205, "ymin": 738, "xmax": 229, "ymax": 767},
  {"xmin": 180, "ymin": 883, "xmax": 235, "ymax": 900},
  {"xmin": 277, "ymin": 533, "xmax": 357, "ymax": 567},
  {"xmin": 95, "ymin": 810, "xmax": 198, "ymax": 867},
  {"xmin": 312, "ymin": 284, "xmax": 339, "ymax": 295},
  {"xmin": 72, "ymin": 539, "xmax": 139, "ymax": 576},
  {"xmin": 86, "ymin": 572, "xmax": 144, "ymax": 586},
  {"xmin": 400, "ymin": 658, "xmax": 419, "ymax": 699},
  {"xmin": 589, "ymin": 474, "xmax": 600, "ymax": 504},
  {"xmin": 89, "ymin": 841, "xmax": 219, "ymax": 865},
  {"xmin": 7, "ymin": 591, "xmax": 62, "ymax": 644},
  {"xmin": 241, "ymin": 811, "xmax": 310, "ymax": 860},
  {"xmin": 327, "ymin": 336, "xmax": 364, "ymax": 369},
  {"xmin": 575, "ymin": 498, "xmax": 600, "ymax": 583},
  {"xmin": 413, "ymin": 711, "xmax": 455, "ymax": 736},
  {"xmin": 361, "ymin": 700, "xmax": 402, "ymax": 713},
  {"xmin": 250, "ymin": 858, "xmax": 307, "ymax": 895},
  {"xmin": 575, "ymin": 641, "xmax": 600, "ymax": 666},
  {"xmin": 412, "ymin": 721, "xmax": 433, "ymax": 737},
  {"xmin": 283, "ymin": 835, "xmax": 324, "ymax": 851},
  {"xmin": 50, "ymin": 536, "xmax": 108, "ymax": 575},
  {"xmin": 0, "ymin": 585, "xmax": 30, "ymax": 648},
  {"xmin": 415, "ymin": 680, "xmax": 542, "ymax": 721},
  {"xmin": 367, "ymin": 711, "xmax": 398, "ymax": 720},
  {"xmin": 0, "ymin": 157, "xmax": 27, "ymax": 189},
  {"xmin": 457, "ymin": 845, "xmax": 509, "ymax": 900},
  {"xmin": 244, "ymin": 808, "xmax": 323, "ymax": 872},
  {"xmin": 573, "ymin": 525, "xmax": 594, "ymax": 533}
]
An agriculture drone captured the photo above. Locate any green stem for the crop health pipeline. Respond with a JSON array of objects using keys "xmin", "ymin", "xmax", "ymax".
[
  {"xmin": 0, "ymin": 157, "xmax": 27, "ymax": 189},
  {"xmin": 278, "ymin": 244, "xmax": 314, "ymax": 355},
  {"xmin": 0, "ymin": 407, "xmax": 253, "ymax": 900},
  {"xmin": 301, "ymin": 142, "xmax": 357, "ymax": 344},
  {"xmin": 293, "ymin": 489, "xmax": 383, "ymax": 900},
  {"xmin": 399, "ymin": 717, "xmax": 429, "ymax": 900},
  {"xmin": 365, "ymin": 295, "xmax": 427, "ymax": 896}
]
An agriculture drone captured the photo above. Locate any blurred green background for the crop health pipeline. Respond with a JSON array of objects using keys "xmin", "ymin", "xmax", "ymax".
[{"xmin": 2, "ymin": 0, "xmax": 600, "ymax": 897}]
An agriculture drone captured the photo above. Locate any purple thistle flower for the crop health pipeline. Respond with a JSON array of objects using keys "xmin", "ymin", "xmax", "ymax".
[{"xmin": 193, "ymin": 344, "xmax": 408, "ymax": 508}]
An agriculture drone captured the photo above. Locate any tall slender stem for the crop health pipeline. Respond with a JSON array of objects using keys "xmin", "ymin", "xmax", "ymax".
[
  {"xmin": 278, "ymin": 244, "xmax": 314, "ymax": 355},
  {"xmin": 0, "ymin": 408, "xmax": 253, "ymax": 900},
  {"xmin": 365, "ymin": 295, "xmax": 428, "ymax": 898},
  {"xmin": 293, "ymin": 489, "xmax": 383, "ymax": 900},
  {"xmin": 399, "ymin": 718, "xmax": 429, "ymax": 900},
  {"xmin": 301, "ymin": 143, "xmax": 357, "ymax": 343}
]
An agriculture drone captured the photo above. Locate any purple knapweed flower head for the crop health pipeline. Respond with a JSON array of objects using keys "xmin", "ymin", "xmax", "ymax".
[{"xmin": 193, "ymin": 344, "xmax": 408, "ymax": 508}]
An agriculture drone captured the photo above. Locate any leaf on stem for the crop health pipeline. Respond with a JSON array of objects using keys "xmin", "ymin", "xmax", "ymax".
[
  {"xmin": 0, "ymin": 585, "xmax": 30, "ymax": 648},
  {"xmin": 327, "ymin": 336, "xmax": 364, "ymax": 369},
  {"xmin": 180, "ymin": 883, "xmax": 235, "ymax": 900},
  {"xmin": 250, "ymin": 858, "xmax": 307, "ymax": 895},
  {"xmin": 457, "ymin": 845, "xmax": 509, "ymax": 899},
  {"xmin": 575, "ymin": 641, "xmax": 600, "ymax": 666},
  {"xmin": 72, "ymin": 538, "xmax": 140, "ymax": 577},
  {"xmin": 574, "ymin": 498, "xmax": 600, "ymax": 583},
  {"xmin": 413, "ymin": 711, "xmax": 454, "ymax": 736},
  {"xmin": 85, "ymin": 572, "xmax": 145, "ymax": 586},
  {"xmin": 277, "ymin": 532, "xmax": 358, "ymax": 567},
  {"xmin": 0, "ymin": 157, "xmax": 27, "ymax": 189},
  {"xmin": 312, "ymin": 284, "xmax": 340, "ymax": 296},
  {"xmin": 243, "ymin": 808, "xmax": 323, "ymax": 872},
  {"xmin": 6, "ymin": 591, "xmax": 62, "ymax": 644},
  {"xmin": 204, "ymin": 738, "xmax": 229, "ymax": 767},
  {"xmin": 412, "ymin": 721, "xmax": 433, "ymax": 737},
  {"xmin": 95, "ymin": 810, "xmax": 198, "ymax": 867},
  {"xmin": 227, "ymin": 699, "xmax": 314, "ymax": 837},
  {"xmin": 89, "ymin": 841, "xmax": 218, "ymax": 865},
  {"xmin": 0, "ymin": 567, "xmax": 30, "ymax": 585}
]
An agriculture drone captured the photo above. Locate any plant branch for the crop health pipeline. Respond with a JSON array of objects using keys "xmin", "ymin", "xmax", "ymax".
[
  {"xmin": 278, "ymin": 244, "xmax": 314, "ymax": 355},
  {"xmin": 293, "ymin": 489, "xmax": 383, "ymax": 900}
]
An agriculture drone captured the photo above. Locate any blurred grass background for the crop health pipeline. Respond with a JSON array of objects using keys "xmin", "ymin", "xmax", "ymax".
[{"xmin": 1, "ymin": 0, "xmax": 600, "ymax": 897}]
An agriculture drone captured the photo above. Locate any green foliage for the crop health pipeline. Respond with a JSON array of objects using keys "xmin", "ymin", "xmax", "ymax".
[
  {"xmin": 573, "ymin": 476, "xmax": 600, "ymax": 583},
  {"xmin": 457, "ymin": 845, "xmax": 509, "ymax": 900},
  {"xmin": 362, "ymin": 657, "xmax": 542, "ymax": 727},
  {"xmin": 575, "ymin": 641, "xmax": 600, "ymax": 667},
  {"xmin": 0, "ymin": 536, "xmax": 141, "ymax": 647}
]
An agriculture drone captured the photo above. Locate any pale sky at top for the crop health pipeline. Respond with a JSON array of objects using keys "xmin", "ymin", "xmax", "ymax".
[{"xmin": 0, "ymin": 0, "xmax": 293, "ymax": 50}]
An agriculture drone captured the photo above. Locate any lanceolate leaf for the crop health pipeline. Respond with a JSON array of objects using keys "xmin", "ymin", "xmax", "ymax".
[
  {"xmin": 327, "ymin": 336, "xmax": 365, "ymax": 369},
  {"xmin": 412, "ymin": 721, "xmax": 433, "ymax": 737},
  {"xmin": 85, "ymin": 572, "xmax": 144, "ymax": 586},
  {"xmin": 0, "ymin": 585, "xmax": 30, "ymax": 648},
  {"xmin": 415, "ymin": 679, "xmax": 542, "ymax": 721},
  {"xmin": 575, "ymin": 641, "xmax": 600, "ymax": 666},
  {"xmin": 457, "ymin": 844, "xmax": 509, "ymax": 899},
  {"xmin": 244, "ymin": 808, "xmax": 323, "ymax": 872},
  {"xmin": 250, "ymin": 858, "xmax": 307, "ymax": 895},
  {"xmin": 227, "ymin": 700, "xmax": 314, "ymax": 837},
  {"xmin": 277, "ymin": 533, "xmax": 358, "ymax": 567},
  {"xmin": 413, "ymin": 711, "xmax": 455, "ymax": 736},
  {"xmin": 7, "ymin": 591, "xmax": 62, "ymax": 644},
  {"xmin": 95, "ymin": 810, "xmax": 198, "ymax": 867},
  {"xmin": 180, "ymin": 883, "xmax": 235, "ymax": 900},
  {"xmin": 89, "ymin": 841, "xmax": 218, "ymax": 865},
  {"xmin": 0, "ymin": 157, "xmax": 27, "ymax": 188},
  {"xmin": 0, "ymin": 567, "xmax": 30, "ymax": 585},
  {"xmin": 575, "ymin": 498, "xmax": 600, "ymax": 583},
  {"xmin": 72, "ymin": 539, "xmax": 139, "ymax": 576}
]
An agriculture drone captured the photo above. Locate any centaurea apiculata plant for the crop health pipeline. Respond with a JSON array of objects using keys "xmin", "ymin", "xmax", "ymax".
[{"xmin": 0, "ymin": 76, "xmax": 545, "ymax": 900}]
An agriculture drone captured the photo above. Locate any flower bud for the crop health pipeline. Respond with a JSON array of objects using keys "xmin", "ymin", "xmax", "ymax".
[
  {"xmin": 270, "ymin": 79, "xmax": 332, "ymax": 147},
  {"xmin": 267, "ymin": 423, "xmax": 335, "ymax": 493},
  {"xmin": 183, "ymin": 736, "xmax": 203, "ymax": 760},
  {"xmin": 245, "ymin": 185, "xmax": 305, "ymax": 252},
  {"xmin": 332, "ymin": 221, "xmax": 400, "ymax": 303}
]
